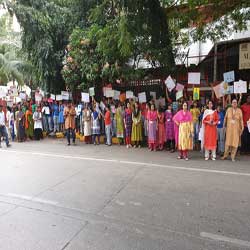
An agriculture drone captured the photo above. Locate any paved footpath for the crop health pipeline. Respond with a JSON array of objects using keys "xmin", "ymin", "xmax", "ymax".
[{"xmin": 0, "ymin": 139, "xmax": 250, "ymax": 250}]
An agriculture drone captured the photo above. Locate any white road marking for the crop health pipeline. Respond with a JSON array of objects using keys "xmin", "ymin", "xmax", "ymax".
[
  {"xmin": 6, "ymin": 193, "xmax": 58, "ymax": 205},
  {"xmin": 7, "ymin": 193, "xmax": 32, "ymax": 200},
  {"xmin": 2, "ymin": 149, "xmax": 250, "ymax": 177},
  {"xmin": 200, "ymin": 232, "xmax": 250, "ymax": 248}
]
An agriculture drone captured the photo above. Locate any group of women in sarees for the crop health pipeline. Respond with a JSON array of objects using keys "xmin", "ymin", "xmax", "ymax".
[{"xmin": 173, "ymin": 99, "xmax": 244, "ymax": 161}]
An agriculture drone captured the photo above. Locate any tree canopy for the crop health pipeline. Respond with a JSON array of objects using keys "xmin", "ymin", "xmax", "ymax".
[{"xmin": 1, "ymin": 0, "xmax": 249, "ymax": 91}]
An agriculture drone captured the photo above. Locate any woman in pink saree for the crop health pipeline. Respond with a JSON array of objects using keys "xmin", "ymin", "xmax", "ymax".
[{"xmin": 173, "ymin": 102, "xmax": 194, "ymax": 160}]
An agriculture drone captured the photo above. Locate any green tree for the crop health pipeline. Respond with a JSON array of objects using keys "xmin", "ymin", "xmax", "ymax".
[{"xmin": 62, "ymin": 0, "xmax": 175, "ymax": 90}]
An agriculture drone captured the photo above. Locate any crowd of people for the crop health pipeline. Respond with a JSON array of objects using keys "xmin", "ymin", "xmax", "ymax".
[{"xmin": 0, "ymin": 94, "xmax": 250, "ymax": 162}]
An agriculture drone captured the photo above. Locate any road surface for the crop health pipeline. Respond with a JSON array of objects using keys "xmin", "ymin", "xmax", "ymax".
[{"xmin": 0, "ymin": 139, "xmax": 250, "ymax": 250}]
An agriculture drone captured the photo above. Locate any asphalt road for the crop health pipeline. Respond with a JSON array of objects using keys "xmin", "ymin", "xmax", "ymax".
[{"xmin": 0, "ymin": 139, "xmax": 250, "ymax": 250}]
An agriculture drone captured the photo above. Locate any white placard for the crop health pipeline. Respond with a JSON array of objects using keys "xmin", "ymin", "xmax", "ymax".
[
  {"xmin": 89, "ymin": 87, "xmax": 95, "ymax": 97},
  {"xmin": 81, "ymin": 92, "xmax": 90, "ymax": 103},
  {"xmin": 188, "ymin": 72, "xmax": 200, "ymax": 85},
  {"xmin": 35, "ymin": 93, "xmax": 42, "ymax": 102},
  {"xmin": 234, "ymin": 80, "xmax": 247, "ymax": 94},
  {"xmin": 106, "ymin": 89, "xmax": 115, "ymax": 98},
  {"xmin": 176, "ymin": 83, "xmax": 184, "ymax": 91},
  {"xmin": 165, "ymin": 75, "xmax": 176, "ymax": 91},
  {"xmin": 150, "ymin": 92, "xmax": 156, "ymax": 100},
  {"xmin": 176, "ymin": 90, "xmax": 183, "ymax": 100},
  {"xmin": 138, "ymin": 92, "xmax": 147, "ymax": 103},
  {"xmin": 61, "ymin": 91, "xmax": 70, "ymax": 100},
  {"xmin": 56, "ymin": 95, "xmax": 62, "ymax": 101},
  {"xmin": 126, "ymin": 91, "xmax": 134, "ymax": 99},
  {"xmin": 223, "ymin": 71, "xmax": 235, "ymax": 83},
  {"xmin": 19, "ymin": 92, "xmax": 26, "ymax": 100},
  {"xmin": 50, "ymin": 94, "xmax": 55, "ymax": 100},
  {"xmin": 113, "ymin": 90, "xmax": 120, "ymax": 100}
]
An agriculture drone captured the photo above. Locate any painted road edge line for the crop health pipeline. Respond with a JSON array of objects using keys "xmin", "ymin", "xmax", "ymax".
[
  {"xmin": 200, "ymin": 232, "xmax": 250, "ymax": 248},
  {"xmin": 2, "ymin": 149, "xmax": 250, "ymax": 177}
]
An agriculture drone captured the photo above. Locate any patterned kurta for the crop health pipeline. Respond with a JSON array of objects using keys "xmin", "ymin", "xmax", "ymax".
[
  {"xmin": 91, "ymin": 112, "xmax": 100, "ymax": 135},
  {"xmin": 224, "ymin": 107, "xmax": 243, "ymax": 148},
  {"xmin": 131, "ymin": 110, "xmax": 143, "ymax": 142},
  {"xmin": 124, "ymin": 109, "xmax": 132, "ymax": 138},
  {"xmin": 165, "ymin": 111, "xmax": 175, "ymax": 140},
  {"xmin": 147, "ymin": 111, "xmax": 157, "ymax": 143},
  {"xmin": 83, "ymin": 110, "xmax": 92, "ymax": 136},
  {"xmin": 115, "ymin": 107, "xmax": 124, "ymax": 138}
]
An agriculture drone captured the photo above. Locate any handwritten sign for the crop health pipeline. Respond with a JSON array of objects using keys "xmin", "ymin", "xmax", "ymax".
[
  {"xmin": 223, "ymin": 71, "xmax": 235, "ymax": 83},
  {"xmin": 56, "ymin": 95, "xmax": 62, "ymax": 101},
  {"xmin": 81, "ymin": 92, "xmax": 90, "ymax": 103},
  {"xmin": 176, "ymin": 90, "xmax": 183, "ymax": 100},
  {"xmin": 165, "ymin": 75, "xmax": 175, "ymax": 91},
  {"xmin": 188, "ymin": 72, "xmax": 200, "ymax": 85},
  {"xmin": 176, "ymin": 83, "xmax": 184, "ymax": 91},
  {"xmin": 113, "ymin": 90, "xmax": 120, "ymax": 100},
  {"xmin": 138, "ymin": 92, "xmax": 147, "ymax": 103},
  {"xmin": 126, "ymin": 91, "xmax": 134, "ymax": 99},
  {"xmin": 234, "ymin": 80, "xmax": 247, "ymax": 94},
  {"xmin": 89, "ymin": 87, "xmax": 95, "ymax": 97}
]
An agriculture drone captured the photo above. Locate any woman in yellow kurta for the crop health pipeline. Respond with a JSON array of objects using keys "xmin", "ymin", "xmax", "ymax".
[
  {"xmin": 131, "ymin": 102, "xmax": 143, "ymax": 148},
  {"xmin": 173, "ymin": 102, "xmax": 194, "ymax": 160},
  {"xmin": 222, "ymin": 99, "xmax": 244, "ymax": 162}
]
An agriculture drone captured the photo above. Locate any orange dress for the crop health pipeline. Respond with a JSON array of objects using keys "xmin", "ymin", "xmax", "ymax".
[{"xmin": 203, "ymin": 111, "xmax": 219, "ymax": 150}]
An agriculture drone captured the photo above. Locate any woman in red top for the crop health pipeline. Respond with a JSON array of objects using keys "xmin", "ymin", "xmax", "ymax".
[
  {"xmin": 104, "ymin": 105, "xmax": 112, "ymax": 146},
  {"xmin": 202, "ymin": 101, "xmax": 219, "ymax": 160}
]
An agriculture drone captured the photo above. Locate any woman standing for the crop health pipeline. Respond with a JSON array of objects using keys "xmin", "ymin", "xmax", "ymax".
[
  {"xmin": 33, "ymin": 106, "xmax": 43, "ymax": 140},
  {"xmin": 173, "ymin": 102, "xmax": 194, "ymax": 160},
  {"xmin": 157, "ymin": 108, "xmax": 165, "ymax": 150},
  {"xmin": 147, "ymin": 104, "xmax": 158, "ymax": 151},
  {"xmin": 82, "ymin": 105, "xmax": 92, "ymax": 144},
  {"xmin": 142, "ymin": 103, "xmax": 150, "ymax": 146},
  {"xmin": 25, "ymin": 107, "xmax": 34, "ymax": 140},
  {"xmin": 165, "ymin": 104, "xmax": 175, "ymax": 152},
  {"xmin": 115, "ymin": 103, "xmax": 124, "ymax": 145},
  {"xmin": 58, "ymin": 102, "xmax": 65, "ymax": 132},
  {"xmin": 124, "ymin": 102, "xmax": 133, "ymax": 148},
  {"xmin": 201, "ymin": 101, "xmax": 219, "ymax": 160},
  {"xmin": 222, "ymin": 99, "xmax": 244, "ymax": 162},
  {"xmin": 16, "ymin": 105, "xmax": 25, "ymax": 142},
  {"xmin": 131, "ymin": 102, "xmax": 143, "ymax": 148},
  {"xmin": 91, "ymin": 105, "xmax": 101, "ymax": 145}
]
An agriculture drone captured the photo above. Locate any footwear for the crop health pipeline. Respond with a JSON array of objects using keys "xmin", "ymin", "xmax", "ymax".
[
  {"xmin": 221, "ymin": 156, "xmax": 226, "ymax": 160},
  {"xmin": 205, "ymin": 157, "xmax": 209, "ymax": 161},
  {"xmin": 67, "ymin": 143, "xmax": 70, "ymax": 146},
  {"xmin": 185, "ymin": 157, "xmax": 189, "ymax": 161},
  {"xmin": 177, "ymin": 156, "xmax": 182, "ymax": 159},
  {"xmin": 138, "ymin": 145, "xmax": 141, "ymax": 149},
  {"xmin": 170, "ymin": 149, "xmax": 175, "ymax": 153},
  {"xmin": 212, "ymin": 157, "xmax": 216, "ymax": 161},
  {"xmin": 232, "ymin": 158, "xmax": 235, "ymax": 162},
  {"xmin": 126, "ymin": 145, "xmax": 129, "ymax": 149},
  {"xmin": 133, "ymin": 145, "xmax": 137, "ymax": 148},
  {"xmin": 6, "ymin": 144, "xmax": 11, "ymax": 148}
]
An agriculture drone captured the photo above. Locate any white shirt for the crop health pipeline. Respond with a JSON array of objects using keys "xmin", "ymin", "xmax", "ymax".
[
  {"xmin": 42, "ymin": 106, "xmax": 50, "ymax": 115},
  {"xmin": 33, "ymin": 112, "xmax": 43, "ymax": 129},
  {"xmin": 0, "ymin": 111, "xmax": 5, "ymax": 126}
]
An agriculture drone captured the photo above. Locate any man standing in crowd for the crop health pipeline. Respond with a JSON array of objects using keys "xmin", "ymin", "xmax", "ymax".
[
  {"xmin": 0, "ymin": 104, "xmax": 11, "ymax": 148},
  {"xmin": 241, "ymin": 95, "xmax": 250, "ymax": 154},
  {"xmin": 64, "ymin": 101, "xmax": 76, "ymax": 146}
]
